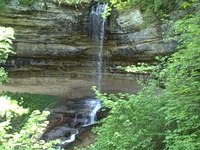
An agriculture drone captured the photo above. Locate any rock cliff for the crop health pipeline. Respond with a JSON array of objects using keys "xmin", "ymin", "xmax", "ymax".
[
  {"xmin": 0, "ymin": 1, "xmax": 176, "ymax": 80},
  {"xmin": 105, "ymin": 9, "xmax": 176, "ymax": 64}
]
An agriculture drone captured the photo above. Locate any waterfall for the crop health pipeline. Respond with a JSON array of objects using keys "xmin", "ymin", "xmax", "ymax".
[
  {"xmin": 45, "ymin": 4, "xmax": 107, "ymax": 148},
  {"xmin": 90, "ymin": 2, "xmax": 108, "ymax": 91},
  {"xmin": 43, "ymin": 98, "xmax": 103, "ymax": 150},
  {"xmin": 82, "ymin": 99, "xmax": 102, "ymax": 127},
  {"xmin": 56, "ymin": 129, "xmax": 79, "ymax": 150},
  {"xmin": 61, "ymin": 129, "xmax": 79, "ymax": 144}
]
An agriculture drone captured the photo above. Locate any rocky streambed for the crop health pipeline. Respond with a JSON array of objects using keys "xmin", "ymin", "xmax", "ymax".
[{"xmin": 42, "ymin": 98, "xmax": 105, "ymax": 149}]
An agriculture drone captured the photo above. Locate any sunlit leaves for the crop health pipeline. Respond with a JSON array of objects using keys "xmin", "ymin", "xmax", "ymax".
[
  {"xmin": 0, "ymin": 26, "xmax": 15, "ymax": 84},
  {"xmin": 0, "ymin": 27, "xmax": 14, "ymax": 61},
  {"xmin": 0, "ymin": 95, "xmax": 59, "ymax": 150},
  {"xmin": 86, "ymin": 1, "xmax": 200, "ymax": 150},
  {"xmin": 163, "ymin": 3, "xmax": 200, "ymax": 149}
]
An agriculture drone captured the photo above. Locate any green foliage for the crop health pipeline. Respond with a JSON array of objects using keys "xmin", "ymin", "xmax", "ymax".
[
  {"xmin": 116, "ymin": 63, "xmax": 156, "ymax": 74},
  {"xmin": 162, "ymin": 2, "xmax": 200, "ymax": 149},
  {"xmin": 0, "ymin": 96, "xmax": 60, "ymax": 150},
  {"xmin": 52, "ymin": 0, "xmax": 90, "ymax": 6},
  {"xmin": 0, "ymin": 67, "xmax": 7, "ymax": 84},
  {"xmin": 0, "ymin": 27, "xmax": 14, "ymax": 64},
  {"xmin": 91, "ymin": 86, "xmax": 166, "ymax": 150},
  {"xmin": 108, "ymin": 0, "xmax": 198, "ymax": 22},
  {"xmin": 2, "ymin": 92, "xmax": 58, "ymax": 111},
  {"xmin": 0, "ymin": 0, "xmax": 35, "ymax": 8},
  {"xmin": 0, "ymin": 0, "xmax": 7, "ymax": 8},
  {"xmin": 85, "ymin": 1, "xmax": 200, "ymax": 150},
  {"xmin": 0, "ymin": 0, "xmax": 90, "ymax": 8},
  {"xmin": 0, "ymin": 26, "xmax": 14, "ymax": 84},
  {"xmin": 0, "ymin": 92, "xmax": 58, "ymax": 133},
  {"xmin": 0, "ymin": 93, "xmax": 59, "ymax": 149},
  {"xmin": 19, "ymin": 0, "xmax": 35, "ymax": 6}
]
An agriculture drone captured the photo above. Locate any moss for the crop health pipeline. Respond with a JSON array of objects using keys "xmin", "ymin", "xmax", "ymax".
[
  {"xmin": 19, "ymin": 0, "xmax": 35, "ymax": 7},
  {"xmin": 0, "ymin": 0, "xmax": 36, "ymax": 8},
  {"xmin": 0, "ymin": 0, "xmax": 90, "ymax": 8},
  {"xmin": 0, "ymin": 0, "xmax": 9, "ymax": 8},
  {"xmin": 52, "ymin": 0, "xmax": 91, "ymax": 7}
]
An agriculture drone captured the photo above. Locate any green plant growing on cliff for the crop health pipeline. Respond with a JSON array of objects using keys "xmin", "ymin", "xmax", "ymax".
[
  {"xmin": 116, "ymin": 62, "xmax": 157, "ymax": 74},
  {"xmin": 52, "ymin": 0, "xmax": 90, "ymax": 6},
  {"xmin": 0, "ymin": 26, "xmax": 15, "ymax": 84},
  {"xmin": 82, "ymin": 1, "xmax": 200, "ymax": 150},
  {"xmin": 0, "ymin": 0, "xmax": 35, "ymax": 8},
  {"xmin": 0, "ymin": 0, "xmax": 90, "ymax": 8},
  {"xmin": 105, "ymin": 0, "xmax": 197, "ymax": 22},
  {"xmin": 19, "ymin": 0, "xmax": 35, "ymax": 6},
  {"xmin": 0, "ymin": 0, "xmax": 7, "ymax": 8},
  {"xmin": 163, "ymin": 2, "xmax": 200, "ymax": 149}
]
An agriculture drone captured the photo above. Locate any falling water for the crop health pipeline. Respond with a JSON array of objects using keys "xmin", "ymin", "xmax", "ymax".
[
  {"xmin": 45, "ymin": 4, "xmax": 107, "ymax": 148},
  {"xmin": 61, "ymin": 129, "xmax": 79, "ymax": 144},
  {"xmin": 82, "ymin": 99, "xmax": 102, "ymax": 127},
  {"xmin": 55, "ymin": 128, "xmax": 79, "ymax": 150},
  {"xmin": 90, "ymin": 2, "xmax": 108, "ymax": 91}
]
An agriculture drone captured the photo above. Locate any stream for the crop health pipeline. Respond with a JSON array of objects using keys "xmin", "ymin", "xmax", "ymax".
[{"xmin": 42, "ymin": 98, "xmax": 103, "ymax": 149}]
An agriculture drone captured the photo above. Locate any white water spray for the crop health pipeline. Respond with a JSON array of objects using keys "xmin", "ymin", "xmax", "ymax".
[{"xmin": 82, "ymin": 99, "xmax": 102, "ymax": 127}]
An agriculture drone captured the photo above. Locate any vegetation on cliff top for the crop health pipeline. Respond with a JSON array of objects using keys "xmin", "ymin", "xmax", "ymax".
[
  {"xmin": 0, "ymin": 0, "xmax": 91, "ymax": 8},
  {"xmin": 103, "ymin": 0, "xmax": 198, "ymax": 22}
]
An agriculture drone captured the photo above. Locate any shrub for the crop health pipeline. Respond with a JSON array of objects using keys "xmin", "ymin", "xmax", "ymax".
[
  {"xmin": 0, "ymin": 26, "xmax": 14, "ymax": 84},
  {"xmin": 85, "ymin": 1, "xmax": 200, "ymax": 150},
  {"xmin": 0, "ymin": 96, "xmax": 60, "ymax": 150},
  {"xmin": 0, "ymin": 92, "xmax": 58, "ymax": 133}
]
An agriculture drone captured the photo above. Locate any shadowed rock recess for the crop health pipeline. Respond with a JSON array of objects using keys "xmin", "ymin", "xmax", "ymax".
[{"xmin": 0, "ymin": 1, "xmax": 176, "ymax": 97}]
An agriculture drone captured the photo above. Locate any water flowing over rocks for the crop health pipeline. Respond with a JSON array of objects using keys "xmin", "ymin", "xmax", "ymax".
[{"xmin": 42, "ymin": 98, "xmax": 103, "ymax": 149}]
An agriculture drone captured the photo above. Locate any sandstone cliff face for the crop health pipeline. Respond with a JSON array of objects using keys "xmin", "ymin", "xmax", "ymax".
[
  {"xmin": 105, "ymin": 9, "xmax": 176, "ymax": 64},
  {"xmin": 0, "ymin": 1, "xmax": 176, "ymax": 77},
  {"xmin": 1, "ymin": 1, "xmax": 91, "ymax": 58},
  {"xmin": 1, "ymin": 1, "xmax": 93, "ymax": 77}
]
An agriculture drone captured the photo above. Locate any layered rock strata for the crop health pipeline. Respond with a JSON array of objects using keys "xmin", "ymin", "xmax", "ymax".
[{"xmin": 1, "ymin": 2, "xmax": 176, "ymax": 75}]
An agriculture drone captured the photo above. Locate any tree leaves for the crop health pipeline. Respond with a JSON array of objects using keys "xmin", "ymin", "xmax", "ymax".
[
  {"xmin": 0, "ymin": 27, "xmax": 15, "ymax": 84},
  {"xmin": 85, "ymin": 1, "xmax": 200, "ymax": 150}
]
